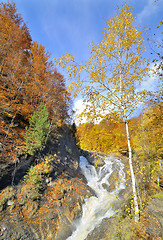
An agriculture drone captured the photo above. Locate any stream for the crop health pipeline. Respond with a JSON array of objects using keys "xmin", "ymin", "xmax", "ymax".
[{"xmin": 67, "ymin": 155, "xmax": 126, "ymax": 240}]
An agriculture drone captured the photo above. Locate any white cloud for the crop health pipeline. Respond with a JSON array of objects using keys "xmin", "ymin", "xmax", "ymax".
[
  {"xmin": 74, "ymin": 99, "xmax": 112, "ymax": 125},
  {"xmin": 74, "ymin": 99, "xmax": 87, "ymax": 116},
  {"xmin": 74, "ymin": 99, "xmax": 88, "ymax": 125},
  {"xmin": 137, "ymin": 0, "xmax": 158, "ymax": 24},
  {"xmin": 139, "ymin": 62, "xmax": 160, "ymax": 91}
]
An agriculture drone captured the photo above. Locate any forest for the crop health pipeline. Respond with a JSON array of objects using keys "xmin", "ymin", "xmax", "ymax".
[
  {"xmin": 0, "ymin": 1, "xmax": 73, "ymax": 162},
  {"xmin": 0, "ymin": 1, "xmax": 162, "ymax": 240}
]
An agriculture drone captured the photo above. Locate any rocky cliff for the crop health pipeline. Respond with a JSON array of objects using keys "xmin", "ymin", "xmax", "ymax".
[
  {"xmin": 0, "ymin": 134, "xmax": 162, "ymax": 240},
  {"xmin": 0, "ymin": 127, "xmax": 93, "ymax": 240}
]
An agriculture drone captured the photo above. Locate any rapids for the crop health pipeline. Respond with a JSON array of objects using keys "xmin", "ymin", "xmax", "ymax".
[{"xmin": 66, "ymin": 155, "xmax": 126, "ymax": 240}]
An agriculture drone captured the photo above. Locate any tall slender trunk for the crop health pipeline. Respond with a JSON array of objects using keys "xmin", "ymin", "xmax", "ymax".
[
  {"xmin": 157, "ymin": 159, "xmax": 162, "ymax": 187},
  {"xmin": 118, "ymin": 47, "xmax": 139, "ymax": 222},
  {"xmin": 125, "ymin": 118, "xmax": 139, "ymax": 222}
]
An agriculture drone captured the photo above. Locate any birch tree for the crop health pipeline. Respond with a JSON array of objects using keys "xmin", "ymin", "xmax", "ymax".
[{"xmin": 55, "ymin": 4, "xmax": 148, "ymax": 222}]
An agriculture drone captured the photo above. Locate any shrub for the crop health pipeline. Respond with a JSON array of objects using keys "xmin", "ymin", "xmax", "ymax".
[{"xmin": 22, "ymin": 155, "xmax": 53, "ymax": 200}]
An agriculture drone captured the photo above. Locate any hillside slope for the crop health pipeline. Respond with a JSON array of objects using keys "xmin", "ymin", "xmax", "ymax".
[{"xmin": 0, "ymin": 128, "xmax": 94, "ymax": 240}]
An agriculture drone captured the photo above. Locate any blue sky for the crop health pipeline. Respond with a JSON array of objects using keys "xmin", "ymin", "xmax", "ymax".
[
  {"xmin": 4, "ymin": 0, "xmax": 162, "ymax": 63},
  {"xmin": 2, "ymin": 0, "xmax": 162, "ymax": 116}
]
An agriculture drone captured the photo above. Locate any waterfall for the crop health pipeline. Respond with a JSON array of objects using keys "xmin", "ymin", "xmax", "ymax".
[{"xmin": 67, "ymin": 155, "xmax": 126, "ymax": 240}]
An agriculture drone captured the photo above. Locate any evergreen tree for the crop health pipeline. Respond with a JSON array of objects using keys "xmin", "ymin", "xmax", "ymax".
[{"xmin": 23, "ymin": 102, "xmax": 50, "ymax": 155}]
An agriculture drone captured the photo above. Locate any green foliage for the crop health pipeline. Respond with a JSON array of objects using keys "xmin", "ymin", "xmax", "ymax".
[
  {"xmin": 23, "ymin": 155, "xmax": 53, "ymax": 200},
  {"xmin": 23, "ymin": 165, "xmax": 43, "ymax": 200},
  {"xmin": 23, "ymin": 102, "xmax": 50, "ymax": 155},
  {"xmin": 24, "ymin": 155, "xmax": 53, "ymax": 185},
  {"xmin": 152, "ymin": 192, "xmax": 163, "ymax": 199},
  {"xmin": 67, "ymin": 148, "xmax": 72, "ymax": 154},
  {"xmin": 24, "ymin": 166, "xmax": 42, "ymax": 188}
]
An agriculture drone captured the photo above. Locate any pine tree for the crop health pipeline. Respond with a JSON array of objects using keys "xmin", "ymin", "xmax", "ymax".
[{"xmin": 23, "ymin": 102, "xmax": 50, "ymax": 155}]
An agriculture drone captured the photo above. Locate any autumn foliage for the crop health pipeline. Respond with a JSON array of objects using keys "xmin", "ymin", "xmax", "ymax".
[
  {"xmin": 77, "ymin": 102, "xmax": 163, "ymax": 193},
  {"xmin": 0, "ymin": 2, "xmax": 72, "ymax": 162},
  {"xmin": 77, "ymin": 117, "xmax": 128, "ymax": 154}
]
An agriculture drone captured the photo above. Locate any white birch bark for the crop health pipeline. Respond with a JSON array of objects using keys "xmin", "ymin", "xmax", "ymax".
[
  {"xmin": 157, "ymin": 159, "xmax": 162, "ymax": 186},
  {"xmin": 125, "ymin": 118, "xmax": 139, "ymax": 222}
]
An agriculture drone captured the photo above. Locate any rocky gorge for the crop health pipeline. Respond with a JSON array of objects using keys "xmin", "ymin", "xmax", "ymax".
[
  {"xmin": 0, "ymin": 127, "xmax": 94, "ymax": 240},
  {"xmin": 0, "ymin": 127, "xmax": 162, "ymax": 240}
]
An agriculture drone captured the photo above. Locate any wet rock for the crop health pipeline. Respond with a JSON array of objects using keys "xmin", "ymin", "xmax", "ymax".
[
  {"xmin": 80, "ymin": 150, "xmax": 105, "ymax": 166},
  {"xmin": 108, "ymin": 168, "xmax": 119, "ymax": 192},
  {"xmin": 86, "ymin": 217, "xmax": 113, "ymax": 240},
  {"xmin": 68, "ymin": 196, "xmax": 83, "ymax": 220},
  {"xmin": 55, "ymin": 216, "xmax": 73, "ymax": 240}
]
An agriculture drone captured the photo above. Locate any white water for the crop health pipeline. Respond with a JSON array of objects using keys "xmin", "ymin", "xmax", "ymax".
[{"xmin": 67, "ymin": 155, "xmax": 126, "ymax": 240}]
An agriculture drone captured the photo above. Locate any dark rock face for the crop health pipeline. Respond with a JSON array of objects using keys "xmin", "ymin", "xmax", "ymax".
[
  {"xmin": 0, "ymin": 154, "xmax": 36, "ymax": 190},
  {"xmin": 0, "ymin": 127, "xmax": 80, "ymax": 191},
  {"xmin": 0, "ymin": 127, "xmax": 93, "ymax": 240}
]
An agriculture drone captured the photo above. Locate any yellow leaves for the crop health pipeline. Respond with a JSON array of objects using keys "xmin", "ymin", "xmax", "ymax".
[
  {"xmin": 68, "ymin": 84, "xmax": 74, "ymax": 92},
  {"xmin": 157, "ymin": 19, "xmax": 163, "ymax": 29},
  {"xmin": 54, "ymin": 3, "xmax": 148, "ymax": 127}
]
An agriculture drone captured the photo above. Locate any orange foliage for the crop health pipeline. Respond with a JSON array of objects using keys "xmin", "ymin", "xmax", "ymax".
[
  {"xmin": 77, "ymin": 118, "xmax": 128, "ymax": 154},
  {"xmin": 0, "ymin": 2, "xmax": 72, "ymax": 162}
]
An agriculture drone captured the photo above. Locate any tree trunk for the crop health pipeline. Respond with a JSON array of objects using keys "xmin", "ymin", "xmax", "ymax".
[
  {"xmin": 125, "ymin": 119, "xmax": 139, "ymax": 222},
  {"xmin": 157, "ymin": 159, "xmax": 162, "ymax": 187}
]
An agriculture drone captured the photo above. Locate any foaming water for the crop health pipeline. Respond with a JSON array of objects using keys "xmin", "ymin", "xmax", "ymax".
[{"xmin": 67, "ymin": 156, "xmax": 125, "ymax": 240}]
